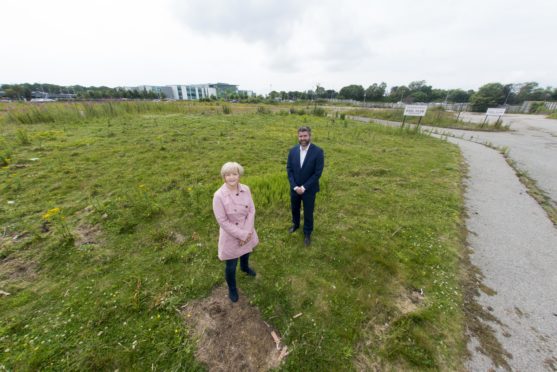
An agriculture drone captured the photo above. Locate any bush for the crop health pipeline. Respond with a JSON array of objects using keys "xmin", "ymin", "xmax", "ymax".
[
  {"xmin": 256, "ymin": 106, "xmax": 271, "ymax": 114},
  {"xmin": 311, "ymin": 107, "xmax": 326, "ymax": 117},
  {"xmin": 16, "ymin": 129, "xmax": 31, "ymax": 145},
  {"xmin": 529, "ymin": 102, "xmax": 548, "ymax": 114},
  {"xmin": 289, "ymin": 108, "xmax": 306, "ymax": 115},
  {"xmin": 222, "ymin": 105, "xmax": 232, "ymax": 114}
]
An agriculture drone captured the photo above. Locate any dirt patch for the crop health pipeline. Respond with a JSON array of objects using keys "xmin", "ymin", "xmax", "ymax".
[
  {"xmin": 479, "ymin": 283, "xmax": 497, "ymax": 296},
  {"xmin": 395, "ymin": 288, "xmax": 425, "ymax": 315},
  {"xmin": 74, "ymin": 223, "xmax": 103, "ymax": 247},
  {"xmin": 181, "ymin": 285, "xmax": 288, "ymax": 371},
  {"xmin": 461, "ymin": 246, "xmax": 513, "ymax": 371},
  {"xmin": 0, "ymin": 255, "xmax": 37, "ymax": 291},
  {"xmin": 353, "ymin": 288, "xmax": 427, "ymax": 370},
  {"xmin": 0, "ymin": 230, "xmax": 30, "ymax": 248},
  {"xmin": 545, "ymin": 356, "xmax": 557, "ymax": 371},
  {"xmin": 170, "ymin": 231, "xmax": 186, "ymax": 244}
]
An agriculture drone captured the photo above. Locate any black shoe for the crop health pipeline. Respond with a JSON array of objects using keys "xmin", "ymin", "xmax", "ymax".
[
  {"xmin": 242, "ymin": 267, "xmax": 256, "ymax": 277},
  {"xmin": 288, "ymin": 225, "xmax": 299, "ymax": 233},
  {"xmin": 229, "ymin": 288, "xmax": 239, "ymax": 303},
  {"xmin": 304, "ymin": 235, "xmax": 311, "ymax": 246}
]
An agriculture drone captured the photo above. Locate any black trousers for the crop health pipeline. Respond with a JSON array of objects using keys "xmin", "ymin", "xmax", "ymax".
[
  {"xmin": 225, "ymin": 253, "xmax": 250, "ymax": 291},
  {"xmin": 290, "ymin": 190, "xmax": 316, "ymax": 235}
]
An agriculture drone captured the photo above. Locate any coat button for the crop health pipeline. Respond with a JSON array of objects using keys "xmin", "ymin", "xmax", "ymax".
[
  {"xmin": 245, "ymin": 205, "xmax": 248, "ymax": 208},
  {"xmin": 236, "ymin": 193, "xmax": 239, "ymax": 196},
  {"xmin": 235, "ymin": 222, "xmax": 238, "ymax": 225},
  {"xmin": 234, "ymin": 209, "xmax": 237, "ymax": 212}
]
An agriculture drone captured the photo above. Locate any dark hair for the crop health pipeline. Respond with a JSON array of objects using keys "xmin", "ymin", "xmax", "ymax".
[{"xmin": 298, "ymin": 126, "xmax": 311, "ymax": 134}]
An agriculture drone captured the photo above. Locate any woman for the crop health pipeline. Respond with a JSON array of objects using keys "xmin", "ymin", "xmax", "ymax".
[{"xmin": 212, "ymin": 162, "xmax": 259, "ymax": 302}]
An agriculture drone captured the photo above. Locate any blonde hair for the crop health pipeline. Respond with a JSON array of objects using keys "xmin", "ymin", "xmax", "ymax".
[{"xmin": 220, "ymin": 162, "xmax": 244, "ymax": 178}]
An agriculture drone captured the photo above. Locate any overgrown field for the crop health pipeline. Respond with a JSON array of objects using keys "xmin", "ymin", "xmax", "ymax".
[
  {"xmin": 1, "ymin": 103, "xmax": 466, "ymax": 370},
  {"xmin": 344, "ymin": 107, "xmax": 510, "ymax": 131}
]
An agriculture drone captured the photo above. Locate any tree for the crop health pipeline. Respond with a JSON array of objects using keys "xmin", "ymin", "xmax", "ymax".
[
  {"xmin": 551, "ymin": 88, "xmax": 557, "ymax": 100},
  {"xmin": 407, "ymin": 91, "xmax": 429, "ymax": 103},
  {"xmin": 365, "ymin": 82, "xmax": 386, "ymax": 101},
  {"xmin": 387, "ymin": 85, "xmax": 410, "ymax": 103},
  {"xmin": 514, "ymin": 82, "xmax": 550, "ymax": 103},
  {"xmin": 447, "ymin": 89, "xmax": 473, "ymax": 103},
  {"xmin": 324, "ymin": 89, "xmax": 337, "ymax": 99},
  {"xmin": 339, "ymin": 85, "xmax": 364, "ymax": 100},
  {"xmin": 315, "ymin": 85, "xmax": 326, "ymax": 99},
  {"xmin": 469, "ymin": 83, "xmax": 505, "ymax": 112},
  {"xmin": 4, "ymin": 85, "xmax": 25, "ymax": 100},
  {"xmin": 430, "ymin": 89, "xmax": 448, "ymax": 102},
  {"xmin": 268, "ymin": 90, "xmax": 280, "ymax": 100},
  {"xmin": 407, "ymin": 80, "xmax": 433, "ymax": 102}
]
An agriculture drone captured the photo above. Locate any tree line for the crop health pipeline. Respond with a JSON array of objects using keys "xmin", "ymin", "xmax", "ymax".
[
  {"xmin": 268, "ymin": 81, "xmax": 557, "ymax": 112},
  {"xmin": 3, "ymin": 81, "xmax": 557, "ymax": 112},
  {"xmin": 0, "ymin": 83, "xmax": 159, "ymax": 101}
]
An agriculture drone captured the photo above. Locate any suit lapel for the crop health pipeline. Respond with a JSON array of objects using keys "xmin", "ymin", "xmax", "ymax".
[{"xmin": 295, "ymin": 146, "xmax": 301, "ymax": 170}]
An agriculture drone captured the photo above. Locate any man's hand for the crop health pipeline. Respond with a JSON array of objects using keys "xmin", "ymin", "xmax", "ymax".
[{"xmin": 295, "ymin": 186, "xmax": 305, "ymax": 195}]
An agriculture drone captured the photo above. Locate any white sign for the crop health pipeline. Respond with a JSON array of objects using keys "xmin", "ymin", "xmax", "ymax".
[
  {"xmin": 403, "ymin": 105, "xmax": 428, "ymax": 117},
  {"xmin": 486, "ymin": 108, "xmax": 506, "ymax": 116}
]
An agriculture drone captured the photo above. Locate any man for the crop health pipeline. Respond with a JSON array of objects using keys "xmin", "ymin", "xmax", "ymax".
[{"xmin": 286, "ymin": 126, "xmax": 325, "ymax": 246}]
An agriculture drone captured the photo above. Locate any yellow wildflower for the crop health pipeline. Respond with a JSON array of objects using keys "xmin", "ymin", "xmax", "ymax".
[{"xmin": 42, "ymin": 208, "xmax": 61, "ymax": 220}]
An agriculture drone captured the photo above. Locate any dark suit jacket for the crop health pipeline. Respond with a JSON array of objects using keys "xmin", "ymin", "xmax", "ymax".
[{"xmin": 286, "ymin": 143, "xmax": 324, "ymax": 194}]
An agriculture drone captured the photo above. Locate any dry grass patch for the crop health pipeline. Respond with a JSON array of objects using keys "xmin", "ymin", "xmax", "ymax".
[
  {"xmin": 181, "ymin": 285, "xmax": 288, "ymax": 372},
  {"xmin": 74, "ymin": 223, "xmax": 103, "ymax": 247},
  {"xmin": 0, "ymin": 254, "xmax": 37, "ymax": 292}
]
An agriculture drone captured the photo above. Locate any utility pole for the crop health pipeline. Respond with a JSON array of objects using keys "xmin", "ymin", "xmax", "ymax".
[{"xmin": 503, "ymin": 85, "xmax": 513, "ymax": 105}]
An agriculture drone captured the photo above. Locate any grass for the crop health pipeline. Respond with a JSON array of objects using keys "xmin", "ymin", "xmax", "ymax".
[
  {"xmin": 1, "ymin": 102, "xmax": 466, "ymax": 370},
  {"xmin": 344, "ymin": 107, "xmax": 511, "ymax": 131}
]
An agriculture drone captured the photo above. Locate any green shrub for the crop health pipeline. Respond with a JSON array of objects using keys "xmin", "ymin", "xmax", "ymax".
[
  {"xmin": 16, "ymin": 129, "xmax": 31, "ymax": 145},
  {"xmin": 290, "ymin": 107, "xmax": 306, "ymax": 115},
  {"xmin": 256, "ymin": 106, "xmax": 271, "ymax": 114},
  {"xmin": 311, "ymin": 106, "xmax": 326, "ymax": 117}
]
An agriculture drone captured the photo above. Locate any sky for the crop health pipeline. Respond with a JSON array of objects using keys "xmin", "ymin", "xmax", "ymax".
[{"xmin": 3, "ymin": 0, "xmax": 557, "ymax": 95}]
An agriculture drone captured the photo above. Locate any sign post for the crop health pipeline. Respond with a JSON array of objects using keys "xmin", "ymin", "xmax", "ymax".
[
  {"xmin": 483, "ymin": 108, "xmax": 506, "ymax": 127},
  {"xmin": 402, "ymin": 105, "xmax": 428, "ymax": 128}
]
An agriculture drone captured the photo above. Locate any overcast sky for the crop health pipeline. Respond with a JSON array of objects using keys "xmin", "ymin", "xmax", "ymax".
[{"xmin": 3, "ymin": 0, "xmax": 556, "ymax": 94}]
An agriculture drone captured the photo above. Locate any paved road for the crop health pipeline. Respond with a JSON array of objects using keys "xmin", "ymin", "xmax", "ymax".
[
  {"xmin": 436, "ymin": 113, "xmax": 557, "ymax": 208},
  {"xmin": 448, "ymin": 136, "xmax": 557, "ymax": 372},
  {"xmin": 351, "ymin": 114, "xmax": 557, "ymax": 371}
]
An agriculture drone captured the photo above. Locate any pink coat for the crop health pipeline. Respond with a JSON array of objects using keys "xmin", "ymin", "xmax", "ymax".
[{"xmin": 212, "ymin": 183, "xmax": 259, "ymax": 261}]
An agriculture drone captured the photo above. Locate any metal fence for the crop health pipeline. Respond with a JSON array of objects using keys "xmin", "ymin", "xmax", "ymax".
[{"xmin": 328, "ymin": 99, "xmax": 556, "ymax": 114}]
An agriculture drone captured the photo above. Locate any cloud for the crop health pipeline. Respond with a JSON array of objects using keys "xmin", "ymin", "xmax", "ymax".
[
  {"xmin": 4, "ymin": 0, "xmax": 557, "ymax": 93},
  {"xmin": 171, "ymin": 0, "xmax": 309, "ymax": 44},
  {"xmin": 170, "ymin": 0, "xmax": 378, "ymax": 74}
]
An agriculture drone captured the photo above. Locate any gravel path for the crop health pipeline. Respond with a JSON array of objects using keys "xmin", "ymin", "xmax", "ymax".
[{"xmin": 351, "ymin": 114, "xmax": 557, "ymax": 371}]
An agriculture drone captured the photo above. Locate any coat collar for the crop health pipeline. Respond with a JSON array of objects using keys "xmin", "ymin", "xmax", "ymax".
[{"xmin": 221, "ymin": 182, "xmax": 246, "ymax": 196}]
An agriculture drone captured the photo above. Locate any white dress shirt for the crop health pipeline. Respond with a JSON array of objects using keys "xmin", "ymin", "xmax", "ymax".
[
  {"xmin": 296, "ymin": 143, "xmax": 311, "ymax": 192},
  {"xmin": 300, "ymin": 143, "xmax": 311, "ymax": 167}
]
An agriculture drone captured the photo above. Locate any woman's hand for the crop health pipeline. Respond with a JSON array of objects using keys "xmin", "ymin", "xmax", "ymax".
[{"xmin": 239, "ymin": 232, "xmax": 253, "ymax": 246}]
